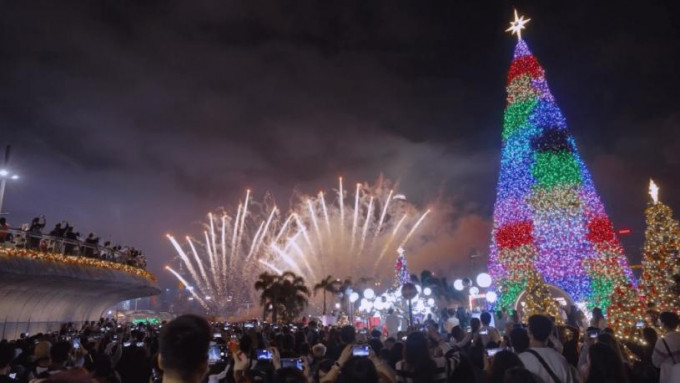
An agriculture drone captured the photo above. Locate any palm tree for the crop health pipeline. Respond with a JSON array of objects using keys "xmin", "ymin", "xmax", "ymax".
[
  {"xmin": 254, "ymin": 272, "xmax": 278, "ymax": 321},
  {"xmin": 314, "ymin": 275, "xmax": 341, "ymax": 315},
  {"xmin": 278, "ymin": 272, "xmax": 311, "ymax": 322},
  {"xmin": 255, "ymin": 271, "xmax": 310, "ymax": 322},
  {"xmin": 415, "ymin": 270, "xmax": 465, "ymax": 306}
]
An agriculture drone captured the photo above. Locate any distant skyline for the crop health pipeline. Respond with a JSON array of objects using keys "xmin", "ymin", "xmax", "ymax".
[{"xmin": 1, "ymin": 1, "xmax": 678, "ymax": 287}]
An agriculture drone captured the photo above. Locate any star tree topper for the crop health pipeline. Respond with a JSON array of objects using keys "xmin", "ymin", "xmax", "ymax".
[
  {"xmin": 649, "ymin": 179, "xmax": 660, "ymax": 204},
  {"xmin": 506, "ymin": 9, "xmax": 531, "ymax": 41}
]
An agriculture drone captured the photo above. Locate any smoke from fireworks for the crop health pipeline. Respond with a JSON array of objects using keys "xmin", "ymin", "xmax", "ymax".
[{"xmin": 167, "ymin": 177, "xmax": 431, "ymax": 314}]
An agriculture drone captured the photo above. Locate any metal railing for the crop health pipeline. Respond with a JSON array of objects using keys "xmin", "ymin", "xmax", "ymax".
[{"xmin": 0, "ymin": 228, "xmax": 146, "ymax": 269}]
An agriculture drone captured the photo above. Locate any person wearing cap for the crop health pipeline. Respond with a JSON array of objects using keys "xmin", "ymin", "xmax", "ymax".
[
  {"xmin": 39, "ymin": 341, "xmax": 71, "ymax": 378},
  {"xmin": 29, "ymin": 341, "xmax": 51, "ymax": 380}
]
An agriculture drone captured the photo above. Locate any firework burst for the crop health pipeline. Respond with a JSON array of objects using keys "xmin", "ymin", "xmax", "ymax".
[{"xmin": 167, "ymin": 177, "xmax": 430, "ymax": 314}]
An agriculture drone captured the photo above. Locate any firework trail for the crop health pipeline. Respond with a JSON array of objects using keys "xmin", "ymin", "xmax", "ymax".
[{"xmin": 167, "ymin": 177, "xmax": 430, "ymax": 314}]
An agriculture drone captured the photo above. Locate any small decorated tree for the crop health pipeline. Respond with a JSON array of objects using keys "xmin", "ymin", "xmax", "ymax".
[
  {"xmin": 394, "ymin": 247, "xmax": 411, "ymax": 287},
  {"xmin": 607, "ymin": 281, "xmax": 647, "ymax": 344},
  {"xmin": 639, "ymin": 180, "xmax": 680, "ymax": 312},
  {"xmin": 521, "ymin": 270, "xmax": 563, "ymax": 323}
]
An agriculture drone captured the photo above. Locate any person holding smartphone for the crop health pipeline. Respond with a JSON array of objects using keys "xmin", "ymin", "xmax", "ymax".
[
  {"xmin": 479, "ymin": 312, "xmax": 502, "ymax": 348},
  {"xmin": 232, "ymin": 334, "xmax": 253, "ymax": 381},
  {"xmin": 453, "ymin": 317, "xmax": 481, "ymax": 350},
  {"xmin": 321, "ymin": 344, "xmax": 395, "ymax": 383},
  {"xmin": 393, "ymin": 328, "xmax": 467, "ymax": 383}
]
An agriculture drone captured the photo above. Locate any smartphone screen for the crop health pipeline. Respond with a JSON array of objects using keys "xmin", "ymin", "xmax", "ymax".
[
  {"xmin": 636, "ymin": 321, "xmax": 644, "ymax": 328},
  {"xmin": 208, "ymin": 345, "xmax": 222, "ymax": 365},
  {"xmin": 352, "ymin": 345, "xmax": 370, "ymax": 357},
  {"xmin": 281, "ymin": 358, "xmax": 303, "ymax": 370},
  {"xmin": 486, "ymin": 348, "xmax": 504, "ymax": 357},
  {"xmin": 123, "ymin": 342, "xmax": 132, "ymax": 347},
  {"xmin": 72, "ymin": 338, "xmax": 81, "ymax": 349},
  {"xmin": 213, "ymin": 333, "xmax": 222, "ymax": 338},
  {"xmin": 244, "ymin": 323, "xmax": 254, "ymax": 328},
  {"xmin": 588, "ymin": 330, "xmax": 599, "ymax": 339},
  {"xmin": 256, "ymin": 349, "xmax": 272, "ymax": 360},
  {"xmin": 479, "ymin": 329, "xmax": 489, "ymax": 335}
]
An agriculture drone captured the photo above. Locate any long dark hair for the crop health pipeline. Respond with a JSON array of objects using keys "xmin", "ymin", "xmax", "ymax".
[
  {"xmin": 488, "ymin": 350, "xmax": 524, "ymax": 383},
  {"xmin": 596, "ymin": 333, "xmax": 624, "ymax": 363},
  {"xmin": 337, "ymin": 356, "xmax": 379, "ymax": 383},
  {"xmin": 470, "ymin": 318, "xmax": 481, "ymax": 333},
  {"xmin": 404, "ymin": 332, "xmax": 436, "ymax": 383},
  {"xmin": 592, "ymin": 307, "xmax": 604, "ymax": 321},
  {"xmin": 586, "ymin": 343, "xmax": 628, "ymax": 383}
]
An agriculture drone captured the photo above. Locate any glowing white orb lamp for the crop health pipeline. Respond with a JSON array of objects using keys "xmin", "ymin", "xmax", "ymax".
[
  {"xmin": 454, "ymin": 279, "xmax": 464, "ymax": 291},
  {"xmin": 476, "ymin": 273, "xmax": 492, "ymax": 288}
]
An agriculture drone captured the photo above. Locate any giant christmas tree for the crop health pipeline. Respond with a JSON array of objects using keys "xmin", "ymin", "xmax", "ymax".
[{"xmin": 488, "ymin": 12, "xmax": 635, "ymax": 314}]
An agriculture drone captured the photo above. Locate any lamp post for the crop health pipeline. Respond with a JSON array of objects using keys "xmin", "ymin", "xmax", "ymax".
[
  {"xmin": 0, "ymin": 146, "xmax": 20, "ymax": 214},
  {"xmin": 401, "ymin": 283, "xmax": 417, "ymax": 327}
]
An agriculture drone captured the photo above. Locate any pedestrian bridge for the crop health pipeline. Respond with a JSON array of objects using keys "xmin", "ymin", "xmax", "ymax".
[{"xmin": 0, "ymin": 248, "xmax": 159, "ymax": 339}]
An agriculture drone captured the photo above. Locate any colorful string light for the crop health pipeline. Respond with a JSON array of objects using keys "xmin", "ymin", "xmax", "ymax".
[
  {"xmin": 394, "ymin": 248, "xmax": 411, "ymax": 287},
  {"xmin": 0, "ymin": 247, "xmax": 156, "ymax": 281},
  {"xmin": 639, "ymin": 180, "xmax": 680, "ymax": 312},
  {"xmin": 488, "ymin": 40, "xmax": 635, "ymax": 318}
]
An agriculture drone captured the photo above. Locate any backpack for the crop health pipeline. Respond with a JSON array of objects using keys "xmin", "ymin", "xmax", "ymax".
[{"xmin": 659, "ymin": 339, "xmax": 680, "ymax": 383}]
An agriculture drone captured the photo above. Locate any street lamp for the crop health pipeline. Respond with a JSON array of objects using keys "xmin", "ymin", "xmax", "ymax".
[
  {"xmin": 0, "ymin": 146, "xmax": 20, "ymax": 214},
  {"xmin": 0, "ymin": 169, "xmax": 20, "ymax": 213}
]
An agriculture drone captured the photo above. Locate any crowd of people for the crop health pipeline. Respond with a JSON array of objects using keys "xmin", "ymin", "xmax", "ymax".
[
  {"xmin": 1, "ymin": 309, "xmax": 679, "ymax": 383},
  {"xmin": 0, "ymin": 215, "xmax": 146, "ymax": 269}
]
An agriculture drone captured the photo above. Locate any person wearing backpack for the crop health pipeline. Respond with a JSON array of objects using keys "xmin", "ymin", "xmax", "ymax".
[
  {"xmin": 652, "ymin": 311, "xmax": 680, "ymax": 383},
  {"xmin": 518, "ymin": 315, "xmax": 577, "ymax": 383}
]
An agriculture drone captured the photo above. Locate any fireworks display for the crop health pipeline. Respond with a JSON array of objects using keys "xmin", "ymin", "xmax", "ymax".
[{"xmin": 166, "ymin": 177, "xmax": 431, "ymax": 314}]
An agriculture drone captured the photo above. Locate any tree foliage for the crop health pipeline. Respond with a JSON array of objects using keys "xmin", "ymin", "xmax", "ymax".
[{"xmin": 255, "ymin": 271, "xmax": 310, "ymax": 323}]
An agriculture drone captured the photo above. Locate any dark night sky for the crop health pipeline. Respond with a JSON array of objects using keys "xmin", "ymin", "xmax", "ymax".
[{"xmin": 0, "ymin": 1, "xmax": 678, "ymax": 288}]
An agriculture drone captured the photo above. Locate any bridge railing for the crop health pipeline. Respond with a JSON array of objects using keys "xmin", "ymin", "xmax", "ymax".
[{"xmin": 0, "ymin": 228, "xmax": 145, "ymax": 270}]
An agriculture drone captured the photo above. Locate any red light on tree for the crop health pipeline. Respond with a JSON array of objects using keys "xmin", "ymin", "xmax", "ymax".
[{"xmin": 618, "ymin": 228, "xmax": 632, "ymax": 235}]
